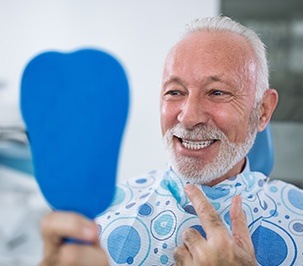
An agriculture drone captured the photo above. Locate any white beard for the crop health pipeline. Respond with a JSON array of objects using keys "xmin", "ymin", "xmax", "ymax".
[{"xmin": 163, "ymin": 110, "xmax": 259, "ymax": 184}]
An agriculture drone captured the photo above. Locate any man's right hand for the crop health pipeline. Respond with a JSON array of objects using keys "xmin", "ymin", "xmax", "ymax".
[
  {"xmin": 39, "ymin": 212, "xmax": 109, "ymax": 266},
  {"xmin": 173, "ymin": 184, "xmax": 257, "ymax": 266}
]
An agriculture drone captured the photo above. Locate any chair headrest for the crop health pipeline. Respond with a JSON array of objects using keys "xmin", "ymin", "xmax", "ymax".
[{"xmin": 247, "ymin": 124, "xmax": 274, "ymax": 176}]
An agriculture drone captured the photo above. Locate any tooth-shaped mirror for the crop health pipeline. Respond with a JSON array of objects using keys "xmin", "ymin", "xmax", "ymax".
[{"xmin": 20, "ymin": 49, "xmax": 129, "ymax": 219}]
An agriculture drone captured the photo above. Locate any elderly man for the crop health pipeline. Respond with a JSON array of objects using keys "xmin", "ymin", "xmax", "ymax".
[{"xmin": 40, "ymin": 16, "xmax": 303, "ymax": 265}]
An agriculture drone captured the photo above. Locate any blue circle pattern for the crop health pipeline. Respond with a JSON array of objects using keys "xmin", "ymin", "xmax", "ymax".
[
  {"xmin": 136, "ymin": 178, "xmax": 147, "ymax": 184},
  {"xmin": 288, "ymin": 189, "xmax": 303, "ymax": 210},
  {"xmin": 252, "ymin": 225, "xmax": 287, "ymax": 265},
  {"xmin": 96, "ymin": 170, "xmax": 303, "ymax": 265},
  {"xmin": 138, "ymin": 203, "xmax": 153, "ymax": 216},
  {"xmin": 107, "ymin": 225, "xmax": 141, "ymax": 264},
  {"xmin": 151, "ymin": 211, "xmax": 177, "ymax": 241},
  {"xmin": 294, "ymin": 222, "xmax": 303, "ymax": 232},
  {"xmin": 160, "ymin": 254, "xmax": 169, "ymax": 264}
]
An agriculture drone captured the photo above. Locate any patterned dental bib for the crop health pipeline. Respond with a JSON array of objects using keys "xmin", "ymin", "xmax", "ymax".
[{"xmin": 96, "ymin": 169, "xmax": 303, "ymax": 265}]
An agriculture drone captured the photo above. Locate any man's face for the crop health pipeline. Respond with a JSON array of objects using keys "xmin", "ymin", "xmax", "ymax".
[{"xmin": 160, "ymin": 31, "xmax": 260, "ymax": 185}]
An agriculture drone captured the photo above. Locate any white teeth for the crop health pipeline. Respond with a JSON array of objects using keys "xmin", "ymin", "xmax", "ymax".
[{"xmin": 182, "ymin": 139, "xmax": 214, "ymax": 150}]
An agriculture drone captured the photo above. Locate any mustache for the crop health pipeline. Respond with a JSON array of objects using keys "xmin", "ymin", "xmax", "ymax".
[{"xmin": 168, "ymin": 123, "xmax": 227, "ymax": 140}]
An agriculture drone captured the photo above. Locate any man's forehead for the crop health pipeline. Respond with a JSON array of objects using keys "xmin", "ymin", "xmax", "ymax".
[
  {"xmin": 167, "ymin": 30, "xmax": 254, "ymax": 62},
  {"xmin": 162, "ymin": 31, "xmax": 256, "ymax": 84}
]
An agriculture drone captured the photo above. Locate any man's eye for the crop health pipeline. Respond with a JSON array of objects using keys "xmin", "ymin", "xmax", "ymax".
[
  {"xmin": 165, "ymin": 90, "xmax": 181, "ymax": 96},
  {"xmin": 211, "ymin": 90, "xmax": 224, "ymax": 96}
]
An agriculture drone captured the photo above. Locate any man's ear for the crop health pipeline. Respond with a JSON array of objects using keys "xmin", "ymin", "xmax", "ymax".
[{"xmin": 258, "ymin": 88, "xmax": 279, "ymax": 131}]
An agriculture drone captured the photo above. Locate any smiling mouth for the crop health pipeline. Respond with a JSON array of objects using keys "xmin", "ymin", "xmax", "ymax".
[{"xmin": 175, "ymin": 135, "xmax": 216, "ymax": 150}]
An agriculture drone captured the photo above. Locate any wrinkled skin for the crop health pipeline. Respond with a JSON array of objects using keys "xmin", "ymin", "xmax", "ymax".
[
  {"xmin": 160, "ymin": 31, "xmax": 278, "ymax": 186},
  {"xmin": 173, "ymin": 184, "xmax": 257, "ymax": 266}
]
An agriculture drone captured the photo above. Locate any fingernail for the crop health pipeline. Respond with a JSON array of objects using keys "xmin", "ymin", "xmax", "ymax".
[
  {"xmin": 234, "ymin": 195, "xmax": 242, "ymax": 207},
  {"xmin": 185, "ymin": 183, "xmax": 194, "ymax": 194}
]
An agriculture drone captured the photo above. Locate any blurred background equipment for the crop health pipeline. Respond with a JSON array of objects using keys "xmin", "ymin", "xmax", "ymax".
[
  {"xmin": 0, "ymin": 126, "xmax": 33, "ymax": 175},
  {"xmin": 0, "ymin": 126, "xmax": 49, "ymax": 266}
]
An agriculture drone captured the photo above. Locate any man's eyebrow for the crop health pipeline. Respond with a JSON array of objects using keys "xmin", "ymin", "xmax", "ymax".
[
  {"xmin": 162, "ymin": 76, "xmax": 185, "ymax": 88},
  {"xmin": 203, "ymin": 74, "xmax": 234, "ymax": 87},
  {"xmin": 162, "ymin": 74, "xmax": 233, "ymax": 88},
  {"xmin": 204, "ymin": 75, "xmax": 224, "ymax": 84}
]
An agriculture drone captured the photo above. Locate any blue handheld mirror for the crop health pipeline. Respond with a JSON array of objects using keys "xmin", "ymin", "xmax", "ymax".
[{"xmin": 20, "ymin": 49, "xmax": 129, "ymax": 219}]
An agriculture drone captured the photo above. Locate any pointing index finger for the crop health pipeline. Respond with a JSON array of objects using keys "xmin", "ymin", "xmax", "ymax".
[{"xmin": 185, "ymin": 183, "xmax": 228, "ymax": 238}]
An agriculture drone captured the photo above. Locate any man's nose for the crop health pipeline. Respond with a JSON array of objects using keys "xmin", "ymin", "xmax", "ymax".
[{"xmin": 177, "ymin": 96, "xmax": 209, "ymax": 129}]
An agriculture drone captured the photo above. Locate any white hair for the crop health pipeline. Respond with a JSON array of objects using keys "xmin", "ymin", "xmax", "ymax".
[{"xmin": 182, "ymin": 16, "xmax": 269, "ymax": 103}]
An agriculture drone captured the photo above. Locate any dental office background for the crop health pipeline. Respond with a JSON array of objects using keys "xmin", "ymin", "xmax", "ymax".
[{"xmin": 0, "ymin": 1, "xmax": 302, "ymax": 265}]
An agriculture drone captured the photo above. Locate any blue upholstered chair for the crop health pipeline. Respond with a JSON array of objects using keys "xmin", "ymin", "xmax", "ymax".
[{"xmin": 247, "ymin": 124, "xmax": 274, "ymax": 176}]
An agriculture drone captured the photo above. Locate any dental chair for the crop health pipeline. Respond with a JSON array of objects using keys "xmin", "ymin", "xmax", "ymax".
[{"xmin": 247, "ymin": 124, "xmax": 274, "ymax": 176}]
